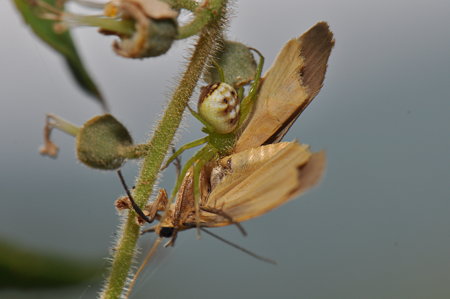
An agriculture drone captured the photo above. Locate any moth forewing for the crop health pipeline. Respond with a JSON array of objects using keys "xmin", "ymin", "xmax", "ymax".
[
  {"xmin": 235, "ymin": 22, "xmax": 334, "ymax": 152},
  {"xmin": 194, "ymin": 142, "xmax": 325, "ymax": 226}
]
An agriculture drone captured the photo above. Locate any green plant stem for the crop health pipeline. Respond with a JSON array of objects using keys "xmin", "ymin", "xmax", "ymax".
[
  {"xmin": 118, "ymin": 144, "xmax": 152, "ymax": 159},
  {"xmin": 176, "ymin": 5, "xmax": 215, "ymax": 39},
  {"xmin": 163, "ymin": 0, "xmax": 198, "ymax": 11},
  {"xmin": 72, "ymin": 15, "xmax": 135, "ymax": 36},
  {"xmin": 47, "ymin": 114, "xmax": 80, "ymax": 136},
  {"xmin": 100, "ymin": 1, "xmax": 228, "ymax": 298}
]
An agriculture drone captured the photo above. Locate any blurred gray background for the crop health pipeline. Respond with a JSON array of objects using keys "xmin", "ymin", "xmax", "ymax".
[{"xmin": 1, "ymin": 0, "xmax": 449, "ymax": 298}]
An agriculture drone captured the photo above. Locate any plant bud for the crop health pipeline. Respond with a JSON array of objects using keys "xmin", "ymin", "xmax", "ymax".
[
  {"xmin": 76, "ymin": 114, "xmax": 133, "ymax": 170},
  {"xmin": 106, "ymin": 0, "xmax": 178, "ymax": 58}
]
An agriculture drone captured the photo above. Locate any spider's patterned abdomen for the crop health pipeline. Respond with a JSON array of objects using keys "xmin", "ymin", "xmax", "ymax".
[{"xmin": 198, "ymin": 82, "xmax": 240, "ymax": 134}]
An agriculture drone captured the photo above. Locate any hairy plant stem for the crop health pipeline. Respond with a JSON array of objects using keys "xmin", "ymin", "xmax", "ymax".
[
  {"xmin": 100, "ymin": 1, "xmax": 228, "ymax": 298},
  {"xmin": 176, "ymin": 5, "xmax": 214, "ymax": 39},
  {"xmin": 163, "ymin": 0, "xmax": 198, "ymax": 11}
]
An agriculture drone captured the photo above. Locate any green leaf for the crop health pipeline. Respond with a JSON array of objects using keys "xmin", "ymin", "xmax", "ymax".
[
  {"xmin": 203, "ymin": 40, "xmax": 257, "ymax": 88},
  {"xmin": 12, "ymin": 0, "xmax": 107, "ymax": 110},
  {"xmin": 0, "ymin": 240, "xmax": 104, "ymax": 289}
]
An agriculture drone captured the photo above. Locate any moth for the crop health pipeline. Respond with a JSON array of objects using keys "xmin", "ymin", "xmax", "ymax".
[
  {"xmin": 143, "ymin": 21, "xmax": 335, "ymax": 239},
  {"xmin": 120, "ymin": 21, "xmax": 334, "ymax": 297}
]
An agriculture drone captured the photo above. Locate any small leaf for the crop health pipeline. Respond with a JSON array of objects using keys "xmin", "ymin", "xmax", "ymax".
[
  {"xmin": 204, "ymin": 40, "xmax": 257, "ymax": 88},
  {"xmin": 0, "ymin": 240, "xmax": 103, "ymax": 289},
  {"xmin": 13, "ymin": 0, "xmax": 107, "ymax": 110}
]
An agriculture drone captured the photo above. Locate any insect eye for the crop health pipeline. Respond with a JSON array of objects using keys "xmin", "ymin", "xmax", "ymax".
[
  {"xmin": 159, "ymin": 227, "xmax": 174, "ymax": 238},
  {"xmin": 198, "ymin": 82, "xmax": 240, "ymax": 134}
]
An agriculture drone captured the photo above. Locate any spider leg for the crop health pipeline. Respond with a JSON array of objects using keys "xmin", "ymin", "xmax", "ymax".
[
  {"xmin": 212, "ymin": 59, "xmax": 225, "ymax": 82},
  {"xmin": 170, "ymin": 146, "xmax": 210, "ymax": 200},
  {"xmin": 238, "ymin": 48, "xmax": 265, "ymax": 126},
  {"xmin": 162, "ymin": 137, "xmax": 208, "ymax": 170},
  {"xmin": 188, "ymin": 105, "xmax": 216, "ymax": 133},
  {"xmin": 193, "ymin": 149, "xmax": 215, "ymax": 239},
  {"xmin": 171, "ymin": 147, "xmax": 182, "ymax": 177},
  {"xmin": 237, "ymin": 86, "xmax": 244, "ymax": 100},
  {"xmin": 71, "ymin": 0, "xmax": 106, "ymax": 10},
  {"xmin": 158, "ymin": 147, "xmax": 210, "ymax": 235}
]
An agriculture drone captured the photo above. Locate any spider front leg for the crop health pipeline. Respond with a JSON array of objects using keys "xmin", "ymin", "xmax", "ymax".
[
  {"xmin": 187, "ymin": 105, "xmax": 217, "ymax": 134},
  {"xmin": 170, "ymin": 145, "xmax": 211, "ymax": 201},
  {"xmin": 239, "ymin": 48, "xmax": 265, "ymax": 126},
  {"xmin": 192, "ymin": 148, "xmax": 216, "ymax": 238},
  {"xmin": 162, "ymin": 136, "xmax": 208, "ymax": 170}
]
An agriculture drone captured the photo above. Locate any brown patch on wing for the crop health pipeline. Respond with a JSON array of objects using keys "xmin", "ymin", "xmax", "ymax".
[{"xmin": 235, "ymin": 22, "xmax": 335, "ymax": 152}]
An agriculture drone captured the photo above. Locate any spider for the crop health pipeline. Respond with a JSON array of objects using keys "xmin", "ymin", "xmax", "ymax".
[{"xmin": 162, "ymin": 48, "xmax": 265, "ymax": 232}]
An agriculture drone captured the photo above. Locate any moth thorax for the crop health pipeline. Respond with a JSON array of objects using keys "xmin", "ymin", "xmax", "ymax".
[{"xmin": 198, "ymin": 82, "xmax": 240, "ymax": 134}]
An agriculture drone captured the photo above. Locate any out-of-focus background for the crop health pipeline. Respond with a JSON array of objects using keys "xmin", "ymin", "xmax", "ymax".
[{"xmin": 1, "ymin": 0, "xmax": 449, "ymax": 298}]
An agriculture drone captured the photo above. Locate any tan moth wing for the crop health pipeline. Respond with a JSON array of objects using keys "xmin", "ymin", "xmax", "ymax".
[
  {"xmin": 234, "ymin": 22, "xmax": 334, "ymax": 152},
  {"xmin": 185, "ymin": 142, "xmax": 326, "ymax": 226}
]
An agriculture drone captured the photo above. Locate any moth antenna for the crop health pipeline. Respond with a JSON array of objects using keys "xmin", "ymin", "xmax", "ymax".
[
  {"xmin": 125, "ymin": 237, "xmax": 162, "ymax": 299},
  {"xmin": 200, "ymin": 228, "xmax": 276, "ymax": 265},
  {"xmin": 117, "ymin": 170, "xmax": 153, "ymax": 224},
  {"xmin": 200, "ymin": 206, "xmax": 247, "ymax": 236}
]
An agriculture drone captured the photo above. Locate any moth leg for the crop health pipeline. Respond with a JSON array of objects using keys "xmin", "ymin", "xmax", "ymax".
[
  {"xmin": 141, "ymin": 225, "xmax": 158, "ymax": 234},
  {"xmin": 239, "ymin": 48, "xmax": 265, "ymax": 126},
  {"xmin": 162, "ymin": 137, "xmax": 208, "ymax": 170},
  {"xmin": 163, "ymin": 229, "xmax": 179, "ymax": 247},
  {"xmin": 201, "ymin": 206, "xmax": 247, "ymax": 236},
  {"xmin": 143, "ymin": 189, "xmax": 168, "ymax": 223}
]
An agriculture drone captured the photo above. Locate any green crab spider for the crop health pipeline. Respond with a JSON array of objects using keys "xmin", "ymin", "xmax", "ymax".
[{"xmin": 163, "ymin": 48, "xmax": 264, "ymax": 233}]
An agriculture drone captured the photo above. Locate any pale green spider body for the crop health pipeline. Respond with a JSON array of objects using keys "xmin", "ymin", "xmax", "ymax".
[
  {"xmin": 164, "ymin": 49, "xmax": 264, "ymax": 233},
  {"xmin": 198, "ymin": 82, "xmax": 240, "ymax": 134}
]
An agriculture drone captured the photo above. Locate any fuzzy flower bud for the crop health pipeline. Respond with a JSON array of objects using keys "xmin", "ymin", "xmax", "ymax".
[{"xmin": 105, "ymin": 0, "xmax": 178, "ymax": 58}]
